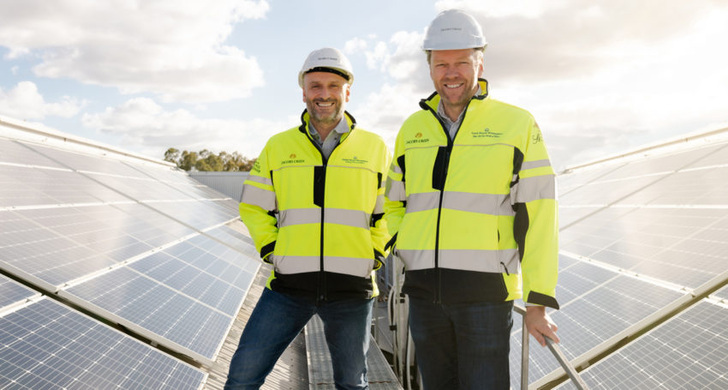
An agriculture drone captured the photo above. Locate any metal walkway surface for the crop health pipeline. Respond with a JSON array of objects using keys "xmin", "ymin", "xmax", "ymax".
[{"xmin": 306, "ymin": 314, "xmax": 403, "ymax": 390}]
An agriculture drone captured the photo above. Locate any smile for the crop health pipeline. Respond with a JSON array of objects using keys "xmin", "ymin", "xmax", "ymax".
[{"xmin": 445, "ymin": 83, "xmax": 463, "ymax": 89}]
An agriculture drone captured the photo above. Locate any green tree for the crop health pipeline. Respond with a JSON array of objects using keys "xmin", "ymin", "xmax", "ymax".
[
  {"xmin": 179, "ymin": 150, "xmax": 198, "ymax": 171},
  {"xmin": 195, "ymin": 149, "xmax": 224, "ymax": 171},
  {"xmin": 164, "ymin": 148, "xmax": 180, "ymax": 165},
  {"xmin": 163, "ymin": 148, "xmax": 255, "ymax": 172}
]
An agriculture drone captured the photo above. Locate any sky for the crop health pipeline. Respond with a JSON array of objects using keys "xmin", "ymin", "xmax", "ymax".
[{"xmin": 1, "ymin": 0, "xmax": 727, "ymax": 172}]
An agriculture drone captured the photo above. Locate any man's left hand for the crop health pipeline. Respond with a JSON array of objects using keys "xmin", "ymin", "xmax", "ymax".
[{"xmin": 525, "ymin": 305, "xmax": 559, "ymax": 347}]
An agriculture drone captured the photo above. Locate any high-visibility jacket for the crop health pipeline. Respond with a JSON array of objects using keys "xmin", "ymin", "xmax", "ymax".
[
  {"xmin": 384, "ymin": 79, "xmax": 559, "ymax": 308},
  {"xmin": 240, "ymin": 110, "xmax": 391, "ymax": 301}
]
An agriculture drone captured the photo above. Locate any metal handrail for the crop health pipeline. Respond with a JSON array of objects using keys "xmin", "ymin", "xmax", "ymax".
[{"xmin": 514, "ymin": 304, "xmax": 589, "ymax": 390}]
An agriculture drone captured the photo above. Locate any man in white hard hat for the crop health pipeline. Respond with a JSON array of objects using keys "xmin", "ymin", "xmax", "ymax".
[
  {"xmin": 384, "ymin": 10, "xmax": 560, "ymax": 389},
  {"xmin": 224, "ymin": 47, "xmax": 391, "ymax": 389}
]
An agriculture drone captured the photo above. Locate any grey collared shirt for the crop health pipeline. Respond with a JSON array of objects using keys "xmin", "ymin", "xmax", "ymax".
[
  {"xmin": 437, "ymin": 85, "xmax": 482, "ymax": 140},
  {"xmin": 308, "ymin": 117, "xmax": 350, "ymax": 160}
]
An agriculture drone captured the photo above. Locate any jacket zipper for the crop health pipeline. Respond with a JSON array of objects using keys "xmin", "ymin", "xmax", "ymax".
[
  {"xmin": 308, "ymin": 129, "xmax": 345, "ymax": 304},
  {"xmin": 425, "ymin": 100, "xmax": 469, "ymax": 304}
]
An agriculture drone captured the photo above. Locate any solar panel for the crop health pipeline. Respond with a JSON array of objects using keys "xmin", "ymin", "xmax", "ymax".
[
  {"xmin": 58, "ymin": 230, "xmax": 258, "ymax": 364},
  {"xmin": 558, "ymin": 173, "xmax": 668, "ymax": 206},
  {"xmin": 0, "ymin": 298, "xmax": 206, "ymax": 390},
  {"xmin": 0, "ymin": 274, "xmax": 38, "ymax": 310},
  {"xmin": 561, "ymin": 207, "xmax": 728, "ymax": 289},
  {"xmin": 528, "ymin": 136, "xmax": 728, "ymax": 388},
  {"xmin": 2, "ymin": 126, "xmax": 262, "ymax": 388},
  {"xmin": 593, "ymin": 143, "xmax": 726, "ymax": 182},
  {"xmin": 23, "ymin": 142, "xmax": 153, "ymax": 178},
  {"xmin": 0, "ymin": 138, "xmax": 66, "ymax": 169},
  {"xmin": 555, "ymin": 299, "xmax": 728, "ymax": 389},
  {"xmin": 508, "ymin": 257, "xmax": 687, "ymax": 385}
]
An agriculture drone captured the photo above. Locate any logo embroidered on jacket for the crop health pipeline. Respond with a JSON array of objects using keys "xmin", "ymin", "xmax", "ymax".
[
  {"xmin": 406, "ymin": 132, "xmax": 430, "ymax": 145},
  {"xmin": 471, "ymin": 128, "xmax": 503, "ymax": 139},
  {"xmin": 282, "ymin": 154, "xmax": 305, "ymax": 165},
  {"xmin": 342, "ymin": 156, "xmax": 368, "ymax": 164}
]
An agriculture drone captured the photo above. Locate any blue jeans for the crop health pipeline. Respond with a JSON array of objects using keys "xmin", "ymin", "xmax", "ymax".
[
  {"xmin": 224, "ymin": 288, "xmax": 374, "ymax": 390},
  {"xmin": 408, "ymin": 299, "xmax": 514, "ymax": 390}
]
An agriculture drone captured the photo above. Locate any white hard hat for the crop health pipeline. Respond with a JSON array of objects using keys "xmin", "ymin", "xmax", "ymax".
[
  {"xmin": 298, "ymin": 47, "xmax": 354, "ymax": 87},
  {"xmin": 423, "ymin": 9, "xmax": 487, "ymax": 51}
]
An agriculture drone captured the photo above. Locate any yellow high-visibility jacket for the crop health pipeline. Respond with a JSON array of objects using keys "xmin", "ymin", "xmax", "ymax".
[
  {"xmin": 385, "ymin": 80, "xmax": 559, "ymax": 308},
  {"xmin": 241, "ymin": 110, "xmax": 390, "ymax": 301}
]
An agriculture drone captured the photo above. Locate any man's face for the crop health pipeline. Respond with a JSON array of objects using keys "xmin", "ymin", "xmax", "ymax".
[
  {"xmin": 302, "ymin": 71, "xmax": 350, "ymax": 127},
  {"xmin": 429, "ymin": 49, "xmax": 483, "ymax": 115}
]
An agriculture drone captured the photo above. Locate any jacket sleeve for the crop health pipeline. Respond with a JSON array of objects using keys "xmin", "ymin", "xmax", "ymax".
[
  {"xmin": 239, "ymin": 144, "xmax": 278, "ymax": 263},
  {"xmin": 370, "ymin": 142, "xmax": 392, "ymax": 265},
  {"xmin": 512, "ymin": 120, "xmax": 560, "ymax": 309},
  {"xmin": 383, "ymin": 130, "xmax": 407, "ymax": 250}
]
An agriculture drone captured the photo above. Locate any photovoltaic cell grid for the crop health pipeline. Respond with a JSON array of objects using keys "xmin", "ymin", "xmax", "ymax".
[
  {"xmin": 508, "ymin": 257, "xmax": 686, "ymax": 386},
  {"xmin": 555, "ymin": 296, "xmax": 728, "ymax": 390},
  {"xmin": 61, "ymin": 226, "xmax": 258, "ymax": 361},
  {"xmin": 0, "ymin": 274, "xmax": 37, "ymax": 310},
  {"xmin": 2, "ymin": 132, "xmax": 261, "ymax": 387},
  {"xmin": 0, "ymin": 298, "xmax": 205, "ymax": 390},
  {"xmin": 561, "ymin": 207, "xmax": 728, "ymax": 289},
  {"xmin": 0, "ymin": 137, "xmax": 65, "ymax": 169},
  {"xmin": 23, "ymin": 141, "xmax": 153, "ymax": 179},
  {"xmin": 537, "ymin": 138, "xmax": 728, "ymax": 388},
  {"xmin": 0, "ymin": 204, "xmax": 205, "ymax": 289}
]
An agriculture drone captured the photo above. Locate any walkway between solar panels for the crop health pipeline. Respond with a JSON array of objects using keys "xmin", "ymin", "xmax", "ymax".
[{"xmin": 305, "ymin": 313, "xmax": 403, "ymax": 389}]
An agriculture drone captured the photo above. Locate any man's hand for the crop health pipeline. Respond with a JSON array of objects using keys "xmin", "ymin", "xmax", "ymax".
[{"xmin": 525, "ymin": 305, "xmax": 559, "ymax": 347}]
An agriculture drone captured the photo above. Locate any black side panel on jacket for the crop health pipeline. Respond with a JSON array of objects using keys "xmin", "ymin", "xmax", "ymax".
[
  {"xmin": 431, "ymin": 146, "xmax": 448, "ymax": 191},
  {"xmin": 313, "ymin": 166, "xmax": 325, "ymax": 207},
  {"xmin": 403, "ymin": 268, "xmax": 509, "ymax": 304},
  {"xmin": 513, "ymin": 202, "xmax": 529, "ymax": 261}
]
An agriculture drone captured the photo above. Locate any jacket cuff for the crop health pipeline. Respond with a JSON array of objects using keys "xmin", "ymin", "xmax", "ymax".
[
  {"xmin": 527, "ymin": 291, "xmax": 560, "ymax": 310},
  {"xmin": 260, "ymin": 241, "xmax": 275, "ymax": 264},
  {"xmin": 384, "ymin": 233, "xmax": 397, "ymax": 252}
]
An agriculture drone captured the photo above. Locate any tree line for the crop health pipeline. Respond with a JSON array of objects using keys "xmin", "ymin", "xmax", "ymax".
[{"xmin": 164, "ymin": 148, "xmax": 256, "ymax": 172}]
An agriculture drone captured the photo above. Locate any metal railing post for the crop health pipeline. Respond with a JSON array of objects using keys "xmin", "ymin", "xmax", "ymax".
[
  {"xmin": 521, "ymin": 313, "xmax": 530, "ymax": 390},
  {"xmin": 515, "ymin": 304, "xmax": 589, "ymax": 390}
]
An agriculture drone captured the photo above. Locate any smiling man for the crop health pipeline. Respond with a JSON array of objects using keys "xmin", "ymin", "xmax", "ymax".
[
  {"xmin": 384, "ymin": 10, "xmax": 560, "ymax": 389},
  {"xmin": 225, "ymin": 47, "xmax": 391, "ymax": 390}
]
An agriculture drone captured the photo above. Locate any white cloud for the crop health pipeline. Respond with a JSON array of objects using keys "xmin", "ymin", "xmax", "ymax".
[
  {"xmin": 435, "ymin": 0, "xmax": 563, "ymax": 18},
  {"xmin": 356, "ymin": 0, "xmax": 728, "ymax": 171},
  {"xmin": 82, "ymin": 97, "xmax": 290, "ymax": 159},
  {"xmin": 0, "ymin": 0, "xmax": 269, "ymax": 103},
  {"xmin": 0, "ymin": 81, "xmax": 84, "ymax": 120},
  {"xmin": 344, "ymin": 38, "xmax": 368, "ymax": 54}
]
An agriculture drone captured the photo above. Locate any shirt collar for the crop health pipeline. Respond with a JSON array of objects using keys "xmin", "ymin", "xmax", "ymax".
[
  {"xmin": 309, "ymin": 116, "xmax": 350, "ymax": 141},
  {"xmin": 437, "ymin": 84, "xmax": 482, "ymax": 122}
]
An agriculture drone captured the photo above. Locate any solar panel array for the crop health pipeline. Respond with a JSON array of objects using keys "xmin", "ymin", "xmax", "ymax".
[
  {"xmin": 1, "ymin": 121, "xmax": 261, "ymax": 389},
  {"xmin": 509, "ymin": 133, "xmax": 728, "ymax": 388},
  {"xmin": 556, "ymin": 287, "xmax": 728, "ymax": 389}
]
